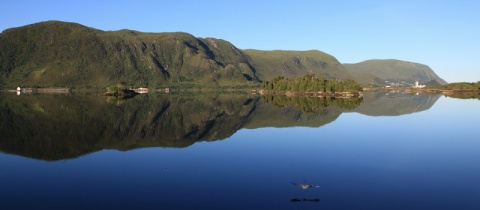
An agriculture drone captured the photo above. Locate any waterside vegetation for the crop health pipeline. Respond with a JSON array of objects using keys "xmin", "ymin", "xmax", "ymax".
[
  {"xmin": 405, "ymin": 82, "xmax": 480, "ymax": 99},
  {"xmin": 259, "ymin": 74, "xmax": 363, "ymax": 97}
]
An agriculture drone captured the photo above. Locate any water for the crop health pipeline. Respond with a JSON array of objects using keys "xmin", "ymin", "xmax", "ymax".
[{"xmin": 1, "ymin": 92, "xmax": 479, "ymax": 209}]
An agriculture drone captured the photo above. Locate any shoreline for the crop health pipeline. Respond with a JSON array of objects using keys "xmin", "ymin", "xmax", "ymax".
[
  {"xmin": 405, "ymin": 88, "xmax": 480, "ymax": 95},
  {"xmin": 6, "ymin": 88, "xmax": 69, "ymax": 94},
  {"xmin": 253, "ymin": 89, "xmax": 364, "ymax": 98}
]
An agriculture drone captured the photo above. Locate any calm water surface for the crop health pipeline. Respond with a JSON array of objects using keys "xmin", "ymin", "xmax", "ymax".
[{"xmin": 0, "ymin": 92, "xmax": 479, "ymax": 209}]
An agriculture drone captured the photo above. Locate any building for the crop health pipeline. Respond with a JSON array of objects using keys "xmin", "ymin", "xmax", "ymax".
[{"xmin": 414, "ymin": 81, "xmax": 426, "ymax": 88}]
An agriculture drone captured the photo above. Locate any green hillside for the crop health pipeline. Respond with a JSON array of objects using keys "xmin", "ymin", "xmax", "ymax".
[
  {"xmin": 244, "ymin": 49, "xmax": 353, "ymax": 81},
  {"xmin": 0, "ymin": 21, "xmax": 350, "ymax": 89},
  {"xmin": 344, "ymin": 59, "xmax": 448, "ymax": 86},
  {"xmin": 0, "ymin": 21, "xmax": 449, "ymax": 89},
  {"xmin": 0, "ymin": 21, "xmax": 258, "ymax": 88}
]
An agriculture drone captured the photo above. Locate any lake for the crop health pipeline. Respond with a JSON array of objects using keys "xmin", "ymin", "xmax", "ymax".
[{"xmin": 1, "ymin": 91, "xmax": 479, "ymax": 210}]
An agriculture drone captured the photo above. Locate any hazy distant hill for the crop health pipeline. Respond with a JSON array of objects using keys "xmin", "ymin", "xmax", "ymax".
[
  {"xmin": 243, "ymin": 49, "xmax": 353, "ymax": 81},
  {"xmin": 343, "ymin": 59, "xmax": 448, "ymax": 86}
]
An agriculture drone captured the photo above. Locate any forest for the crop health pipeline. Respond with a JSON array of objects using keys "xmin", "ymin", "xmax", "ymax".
[{"xmin": 260, "ymin": 74, "xmax": 363, "ymax": 93}]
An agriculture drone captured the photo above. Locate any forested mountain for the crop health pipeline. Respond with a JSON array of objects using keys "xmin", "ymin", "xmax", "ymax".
[
  {"xmin": 0, "ymin": 21, "xmax": 347, "ymax": 88},
  {"xmin": 0, "ymin": 21, "xmax": 449, "ymax": 88},
  {"xmin": 0, "ymin": 21, "xmax": 263, "ymax": 88}
]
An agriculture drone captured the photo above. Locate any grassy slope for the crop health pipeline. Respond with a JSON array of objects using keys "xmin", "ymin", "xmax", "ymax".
[
  {"xmin": 343, "ymin": 59, "xmax": 448, "ymax": 86},
  {"xmin": 244, "ymin": 49, "xmax": 353, "ymax": 81}
]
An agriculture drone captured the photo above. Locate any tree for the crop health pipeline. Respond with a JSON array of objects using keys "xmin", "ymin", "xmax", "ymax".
[{"xmin": 260, "ymin": 74, "xmax": 363, "ymax": 93}]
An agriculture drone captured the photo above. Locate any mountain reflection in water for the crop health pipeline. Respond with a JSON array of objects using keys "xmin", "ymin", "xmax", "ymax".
[
  {"xmin": 351, "ymin": 91, "xmax": 441, "ymax": 116},
  {"xmin": 0, "ymin": 92, "xmax": 440, "ymax": 161}
]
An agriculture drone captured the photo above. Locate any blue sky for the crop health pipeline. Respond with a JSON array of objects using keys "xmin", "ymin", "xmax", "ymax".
[{"xmin": 1, "ymin": 0, "xmax": 479, "ymax": 82}]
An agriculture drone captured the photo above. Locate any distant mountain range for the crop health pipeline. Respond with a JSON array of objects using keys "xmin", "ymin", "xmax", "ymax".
[{"xmin": 0, "ymin": 21, "xmax": 448, "ymax": 87}]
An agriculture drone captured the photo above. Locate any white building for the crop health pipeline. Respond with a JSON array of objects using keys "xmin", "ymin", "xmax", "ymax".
[{"xmin": 414, "ymin": 81, "xmax": 425, "ymax": 88}]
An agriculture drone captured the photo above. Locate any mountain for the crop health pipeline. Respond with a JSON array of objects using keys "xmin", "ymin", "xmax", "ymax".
[
  {"xmin": 343, "ymin": 59, "xmax": 448, "ymax": 86},
  {"xmin": 0, "ymin": 21, "xmax": 450, "ymax": 88},
  {"xmin": 0, "ymin": 21, "xmax": 349, "ymax": 88},
  {"xmin": 243, "ymin": 49, "xmax": 354, "ymax": 81},
  {"xmin": 0, "ymin": 21, "xmax": 259, "ymax": 88}
]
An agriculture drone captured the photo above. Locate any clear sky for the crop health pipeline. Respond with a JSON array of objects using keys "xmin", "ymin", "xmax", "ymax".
[{"xmin": 1, "ymin": 0, "xmax": 479, "ymax": 82}]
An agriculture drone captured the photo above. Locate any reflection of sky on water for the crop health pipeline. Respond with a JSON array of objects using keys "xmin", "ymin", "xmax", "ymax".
[{"xmin": 1, "ymin": 96, "xmax": 479, "ymax": 209}]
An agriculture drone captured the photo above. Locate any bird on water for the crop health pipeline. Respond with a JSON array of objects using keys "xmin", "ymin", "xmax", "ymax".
[{"xmin": 291, "ymin": 181, "xmax": 319, "ymax": 190}]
